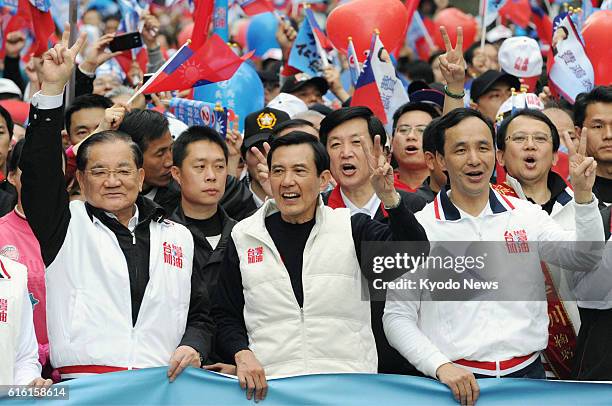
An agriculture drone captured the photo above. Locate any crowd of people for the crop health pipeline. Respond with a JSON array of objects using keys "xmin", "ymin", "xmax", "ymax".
[{"xmin": 0, "ymin": 0, "xmax": 611, "ymax": 405}]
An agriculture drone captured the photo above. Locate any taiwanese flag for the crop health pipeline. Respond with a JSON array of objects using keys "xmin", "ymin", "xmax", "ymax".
[
  {"xmin": 191, "ymin": 0, "xmax": 215, "ymax": 49},
  {"xmin": 531, "ymin": 4, "xmax": 553, "ymax": 47},
  {"xmin": 350, "ymin": 37, "xmax": 385, "ymax": 123},
  {"xmin": 236, "ymin": 0, "xmax": 274, "ymax": 16},
  {"xmin": 142, "ymin": 34, "xmax": 254, "ymax": 94},
  {"xmin": 305, "ymin": 7, "xmax": 333, "ymax": 52}
]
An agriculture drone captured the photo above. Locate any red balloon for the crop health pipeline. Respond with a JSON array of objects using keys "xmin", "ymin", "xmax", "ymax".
[
  {"xmin": 582, "ymin": 10, "xmax": 612, "ymax": 85},
  {"xmin": 327, "ymin": 0, "xmax": 409, "ymax": 60},
  {"xmin": 432, "ymin": 8, "xmax": 477, "ymax": 52}
]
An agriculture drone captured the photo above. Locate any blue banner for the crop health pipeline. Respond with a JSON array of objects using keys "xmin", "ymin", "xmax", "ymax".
[
  {"xmin": 213, "ymin": 0, "xmax": 229, "ymax": 42},
  {"xmin": 2, "ymin": 367, "xmax": 611, "ymax": 405},
  {"xmin": 169, "ymin": 98, "xmax": 228, "ymax": 137},
  {"xmin": 288, "ymin": 11, "xmax": 322, "ymax": 77}
]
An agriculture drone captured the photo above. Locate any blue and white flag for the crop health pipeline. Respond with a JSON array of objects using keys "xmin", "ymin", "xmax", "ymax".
[
  {"xmin": 548, "ymin": 16, "xmax": 595, "ymax": 104},
  {"xmin": 288, "ymin": 8, "xmax": 330, "ymax": 76},
  {"xmin": 169, "ymin": 98, "xmax": 229, "ymax": 137},
  {"xmin": 213, "ymin": 0, "xmax": 229, "ymax": 41},
  {"xmin": 484, "ymin": 0, "xmax": 508, "ymax": 27},
  {"xmin": 347, "ymin": 36, "xmax": 361, "ymax": 86}
]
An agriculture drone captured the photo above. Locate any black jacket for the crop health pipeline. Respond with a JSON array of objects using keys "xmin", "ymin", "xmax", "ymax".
[
  {"xmin": 145, "ymin": 177, "xmax": 257, "ymax": 222},
  {"xmin": 170, "ymin": 205, "xmax": 237, "ymax": 364},
  {"xmin": 0, "ymin": 180, "xmax": 16, "ymax": 217},
  {"xmin": 571, "ymin": 205, "xmax": 612, "ymax": 380}
]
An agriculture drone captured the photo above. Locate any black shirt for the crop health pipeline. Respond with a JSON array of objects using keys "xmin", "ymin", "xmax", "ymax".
[
  {"xmin": 185, "ymin": 210, "xmax": 223, "ymax": 238},
  {"xmin": 593, "ymin": 176, "xmax": 612, "ymax": 206},
  {"xmin": 264, "ymin": 212, "xmax": 316, "ymax": 308},
  {"xmin": 526, "ymin": 172, "xmax": 570, "ymax": 215},
  {"xmin": 213, "ymin": 200, "xmax": 429, "ymax": 362}
]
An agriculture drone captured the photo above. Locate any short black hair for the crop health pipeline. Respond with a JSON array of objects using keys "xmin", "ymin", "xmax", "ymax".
[
  {"xmin": 403, "ymin": 60, "xmax": 434, "ymax": 84},
  {"xmin": 428, "ymin": 50, "xmax": 445, "ymax": 66},
  {"xmin": 464, "ymin": 41, "xmax": 486, "ymax": 66},
  {"xmin": 267, "ymin": 131, "xmax": 329, "ymax": 176},
  {"xmin": 574, "ymin": 86, "xmax": 612, "ymax": 128},
  {"xmin": 76, "ymin": 130, "xmax": 143, "ymax": 171},
  {"xmin": 422, "ymin": 117, "xmax": 440, "ymax": 154},
  {"xmin": 64, "ymin": 94, "xmax": 113, "ymax": 133},
  {"xmin": 319, "ymin": 106, "xmax": 386, "ymax": 147},
  {"xmin": 172, "ymin": 126, "xmax": 229, "ymax": 168},
  {"xmin": 497, "ymin": 109, "xmax": 560, "ymax": 152},
  {"xmin": 0, "ymin": 104, "xmax": 14, "ymax": 139},
  {"xmin": 392, "ymin": 102, "xmax": 441, "ymax": 134},
  {"xmin": 119, "ymin": 109, "xmax": 170, "ymax": 153},
  {"xmin": 430, "ymin": 108, "xmax": 496, "ymax": 156},
  {"xmin": 273, "ymin": 119, "xmax": 316, "ymax": 136},
  {"xmin": 7, "ymin": 138, "xmax": 24, "ymax": 173}
]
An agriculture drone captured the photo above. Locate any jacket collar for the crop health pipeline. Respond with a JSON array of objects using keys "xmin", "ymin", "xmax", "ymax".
[
  {"xmin": 433, "ymin": 186, "xmax": 515, "ymax": 221},
  {"xmin": 86, "ymin": 195, "xmax": 166, "ymax": 228},
  {"xmin": 326, "ymin": 184, "xmax": 388, "ymax": 218},
  {"xmin": 171, "ymin": 204, "xmax": 236, "ymax": 251},
  {"xmin": 504, "ymin": 172, "xmax": 573, "ymax": 208}
]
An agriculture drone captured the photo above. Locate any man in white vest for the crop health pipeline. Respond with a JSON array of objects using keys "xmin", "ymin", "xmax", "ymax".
[
  {"xmin": 19, "ymin": 26, "xmax": 213, "ymax": 381},
  {"xmin": 214, "ymin": 131, "xmax": 428, "ymax": 401},
  {"xmin": 0, "ymin": 255, "xmax": 51, "ymax": 387}
]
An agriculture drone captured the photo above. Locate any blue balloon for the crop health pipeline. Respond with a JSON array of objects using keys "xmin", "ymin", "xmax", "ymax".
[
  {"xmin": 193, "ymin": 62, "xmax": 264, "ymax": 132},
  {"xmin": 246, "ymin": 12, "xmax": 280, "ymax": 57}
]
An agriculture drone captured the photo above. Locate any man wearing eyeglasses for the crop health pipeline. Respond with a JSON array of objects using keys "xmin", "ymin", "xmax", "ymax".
[
  {"xmin": 19, "ymin": 27, "xmax": 213, "ymax": 382},
  {"xmin": 493, "ymin": 109, "xmax": 612, "ymax": 380},
  {"xmin": 391, "ymin": 102, "xmax": 441, "ymax": 195}
]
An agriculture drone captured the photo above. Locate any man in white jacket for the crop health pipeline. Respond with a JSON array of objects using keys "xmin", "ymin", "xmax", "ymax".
[
  {"xmin": 0, "ymin": 255, "xmax": 51, "ymax": 387},
  {"xmin": 383, "ymin": 108, "xmax": 604, "ymax": 405},
  {"xmin": 214, "ymin": 131, "xmax": 428, "ymax": 401}
]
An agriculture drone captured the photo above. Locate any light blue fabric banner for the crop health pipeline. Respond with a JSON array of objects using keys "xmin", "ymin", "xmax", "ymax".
[{"xmin": 1, "ymin": 367, "xmax": 611, "ymax": 405}]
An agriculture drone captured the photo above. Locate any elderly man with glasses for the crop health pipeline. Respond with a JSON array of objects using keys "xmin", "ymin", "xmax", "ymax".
[{"xmin": 19, "ymin": 26, "xmax": 213, "ymax": 382}]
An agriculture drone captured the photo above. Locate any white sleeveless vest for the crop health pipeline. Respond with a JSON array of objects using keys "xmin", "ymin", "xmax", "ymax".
[
  {"xmin": 232, "ymin": 199, "xmax": 377, "ymax": 376},
  {"xmin": 45, "ymin": 201, "xmax": 194, "ymax": 370},
  {"xmin": 0, "ymin": 256, "xmax": 28, "ymax": 385}
]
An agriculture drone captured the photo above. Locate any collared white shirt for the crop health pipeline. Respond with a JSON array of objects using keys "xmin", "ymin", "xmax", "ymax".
[
  {"xmin": 105, "ymin": 205, "xmax": 139, "ymax": 233},
  {"xmin": 383, "ymin": 187, "xmax": 604, "ymax": 378},
  {"xmin": 340, "ymin": 188, "xmax": 380, "ymax": 219},
  {"xmin": 249, "ymin": 182, "xmax": 265, "ymax": 208}
]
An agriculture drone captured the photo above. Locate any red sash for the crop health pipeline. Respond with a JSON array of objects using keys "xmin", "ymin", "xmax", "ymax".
[
  {"xmin": 541, "ymin": 262, "xmax": 577, "ymax": 379},
  {"xmin": 494, "ymin": 182, "xmax": 577, "ymax": 379}
]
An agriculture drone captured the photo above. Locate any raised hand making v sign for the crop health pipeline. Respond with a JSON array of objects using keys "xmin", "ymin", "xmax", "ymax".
[
  {"xmin": 438, "ymin": 26, "xmax": 467, "ymax": 115},
  {"xmin": 40, "ymin": 23, "xmax": 87, "ymax": 96},
  {"xmin": 565, "ymin": 128, "xmax": 598, "ymax": 204},
  {"xmin": 360, "ymin": 134, "xmax": 401, "ymax": 208}
]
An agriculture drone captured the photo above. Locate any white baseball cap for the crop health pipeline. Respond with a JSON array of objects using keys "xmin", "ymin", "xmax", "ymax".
[
  {"xmin": 498, "ymin": 37, "xmax": 543, "ymax": 78},
  {"xmin": 496, "ymin": 92, "xmax": 545, "ymax": 121},
  {"xmin": 0, "ymin": 78, "xmax": 22, "ymax": 98},
  {"xmin": 267, "ymin": 92, "xmax": 308, "ymax": 118}
]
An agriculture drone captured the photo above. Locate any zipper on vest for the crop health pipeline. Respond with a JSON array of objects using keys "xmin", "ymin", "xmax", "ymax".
[
  {"xmin": 300, "ymin": 307, "xmax": 306, "ymax": 371},
  {"xmin": 131, "ymin": 231, "xmax": 136, "ymax": 245}
]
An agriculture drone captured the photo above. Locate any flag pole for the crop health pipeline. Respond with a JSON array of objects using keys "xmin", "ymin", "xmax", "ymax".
[
  {"xmin": 66, "ymin": 0, "xmax": 78, "ymax": 107},
  {"xmin": 480, "ymin": 0, "xmax": 488, "ymax": 51},
  {"xmin": 126, "ymin": 39, "xmax": 192, "ymax": 105},
  {"xmin": 414, "ymin": 12, "xmax": 435, "ymax": 50}
]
